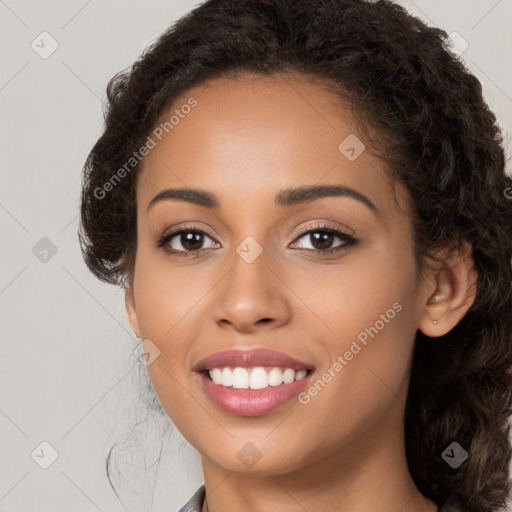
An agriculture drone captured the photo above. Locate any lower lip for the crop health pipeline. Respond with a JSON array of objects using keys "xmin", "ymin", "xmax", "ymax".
[{"xmin": 197, "ymin": 371, "xmax": 313, "ymax": 417}]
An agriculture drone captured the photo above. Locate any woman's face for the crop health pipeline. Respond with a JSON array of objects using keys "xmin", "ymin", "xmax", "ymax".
[{"xmin": 125, "ymin": 73, "xmax": 429, "ymax": 476}]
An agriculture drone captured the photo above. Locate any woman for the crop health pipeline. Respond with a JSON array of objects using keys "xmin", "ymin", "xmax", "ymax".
[{"xmin": 78, "ymin": 0, "xmax": 512, "ymax": 511}]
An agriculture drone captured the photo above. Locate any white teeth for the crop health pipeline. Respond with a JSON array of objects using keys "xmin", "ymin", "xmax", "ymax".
[
  {"xmin": 268, "ymin": 367, "xmax": 284, "ymax": 386},
  {"xmin": 232, "ymin": 367, "xmax": 249, "ymax": 389},
  {"xmin": 208, "ymin": 367, "xmax": 309, "ymax": 389},
  {"xmin": 283, "ymin": 368, "xmax": 296, "ymax": 384},
  {"xmin": 220, "ymin": 367, "xmax": 232, "ymax": 387},
  {"xmin": 295, "ymin": 369, "xmax": 307, "ymax": 380},
  {"xmin": 210, "ymin": 368, "xmax": 222, "ymax": 385},
  {"xmin": 249, "ymin": 367, "xmax": 268, "ymax": 389}
]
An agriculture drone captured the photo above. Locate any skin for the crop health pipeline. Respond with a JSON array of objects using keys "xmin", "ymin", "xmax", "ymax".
[{"xmin": 124, "ymin": 72, "xmax": 477, "ymax": 512}]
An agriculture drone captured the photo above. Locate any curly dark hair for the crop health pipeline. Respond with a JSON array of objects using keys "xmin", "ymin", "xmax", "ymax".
[{"xmin": 78, "ymin": 0, "xmax": 512, "ymax": 510}]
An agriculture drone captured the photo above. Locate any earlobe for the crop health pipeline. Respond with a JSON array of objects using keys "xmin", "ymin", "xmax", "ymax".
[
  {"xmin": 124, "ymin": 286, "xmax": 141, "ymax": 338},
  {"xmin": 418, "ymin": 240, "xmax": 478, "ymax": 338}
]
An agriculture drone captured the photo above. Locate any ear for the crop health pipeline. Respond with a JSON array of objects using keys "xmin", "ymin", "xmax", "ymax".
[
  {"xmin": 125, "ymin": 285, "xmax": 141, "ymax": 338},
  {"xmin": 418, "ymin": 239, "xmax": 478, "ymax": 337}
]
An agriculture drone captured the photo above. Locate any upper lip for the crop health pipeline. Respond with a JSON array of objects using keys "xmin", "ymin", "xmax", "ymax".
[{"xmin": 193, "ymin": 348, "xmax": 315, "ymax": 372}]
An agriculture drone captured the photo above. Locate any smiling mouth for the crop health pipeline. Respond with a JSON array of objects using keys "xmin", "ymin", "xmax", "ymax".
[{"xmin": 197, "ymin": 366, "xmax": 315, "ymax": 416}]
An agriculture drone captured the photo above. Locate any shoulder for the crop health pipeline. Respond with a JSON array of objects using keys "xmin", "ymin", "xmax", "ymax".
[{"xmin": 177, "ymin": 484, "xmax": 206, "ymax": 512}]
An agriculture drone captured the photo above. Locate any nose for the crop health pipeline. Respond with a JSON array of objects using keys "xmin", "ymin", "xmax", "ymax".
[{"xmin": 213, "ymin": 249, "xmax": 291, "ymax": 334}]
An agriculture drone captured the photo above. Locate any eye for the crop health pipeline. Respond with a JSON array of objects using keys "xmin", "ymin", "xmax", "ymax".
[
  {"xmin": 155, "ymin": 225, "xmax": 219, "ymax": 257},
  {"xmin": 290, "ymin": 222, "xmax": 359, "ymax": 255}
]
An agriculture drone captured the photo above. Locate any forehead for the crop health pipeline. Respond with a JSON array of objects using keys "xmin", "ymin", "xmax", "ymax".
[{"xmin": 136, "ymin": 72, "xmax": 408, "ymax": 218}]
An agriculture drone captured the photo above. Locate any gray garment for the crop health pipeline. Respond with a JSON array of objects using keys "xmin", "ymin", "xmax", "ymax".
[
  {"xmin": 177, "ymin": 485, "xmax": 205, "ymax": 512},
  {"xmin": 177, "ymin": 484, "xmax": 465, "ymax": 512}
]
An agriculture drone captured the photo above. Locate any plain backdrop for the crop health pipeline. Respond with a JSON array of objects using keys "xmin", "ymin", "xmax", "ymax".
[{"xmin": 1, "ymin": 0, "xmax": 511, "ymax": 511}]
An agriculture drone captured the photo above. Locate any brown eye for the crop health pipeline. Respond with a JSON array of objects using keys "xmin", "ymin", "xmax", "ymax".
[
  {"xmin": 290, "ymin": 223, "xmax": 359, "ymax": 255},
  {"xmin": 174, "ymin": 231, "xmax": 206, "ymax": 251},
  {"xmin": 301, "ymin": 231, "xmax": 338, "ymax": 251},
  {"xmin": 156, "ymin": 227, "xmax": 219, "ymax": 257}
]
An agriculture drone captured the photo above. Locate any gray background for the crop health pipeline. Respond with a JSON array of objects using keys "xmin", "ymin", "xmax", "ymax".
[{"xmin": 1, "ymin": 0, "xmax": 511, "ymax": 511}]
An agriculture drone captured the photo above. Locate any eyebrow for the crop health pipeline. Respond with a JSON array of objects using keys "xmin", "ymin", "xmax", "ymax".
[{"xmin": 147, "ymin": 184, "xmax": 378, "ymax": 215}]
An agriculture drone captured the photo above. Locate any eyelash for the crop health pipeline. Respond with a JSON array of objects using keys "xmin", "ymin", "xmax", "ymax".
[{"xmin": 155, "ymin": 222, "xmax": 359, "ymax": 258}]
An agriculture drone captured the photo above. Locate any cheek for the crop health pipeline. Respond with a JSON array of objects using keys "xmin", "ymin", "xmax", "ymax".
[
  {"xmin": 132, "ymin": 234, "xmax": 213, "ymax": 334},
  {"xmin": 289, "ymin": 235, "xmax": 415, "ymax": 336},
  {"xmin": 132, "ymin": 259, "xmax": 207, "ymax": 429},
  {"xmin": 293, "ymin": 300, "xmax": 416, "ymax": 451},
  {"xmin": 290, "ymin": 237, "xmax": 418, "ymax": 404},
  {"xmin": 131, "ymin": 246, "xmax": 220, "ymax": 397}
]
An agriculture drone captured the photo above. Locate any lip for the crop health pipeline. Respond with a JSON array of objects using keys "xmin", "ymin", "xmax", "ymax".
[
  {"xmin": 193, "ymin": 348, "xmax": 315, "ymax": 372},
  {"xmin": 197, "ymin": 370, "xmax": 314, "ymax": 416}
]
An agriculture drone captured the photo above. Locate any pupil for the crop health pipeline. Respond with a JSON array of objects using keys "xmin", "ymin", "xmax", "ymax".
[
  {"xmin": 311, "ymin": 232, "xmax": 332, "ymax": 250},
  {"xmin": 182, "ymin": 232, "xmax": 203, "ymax": 251}
]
